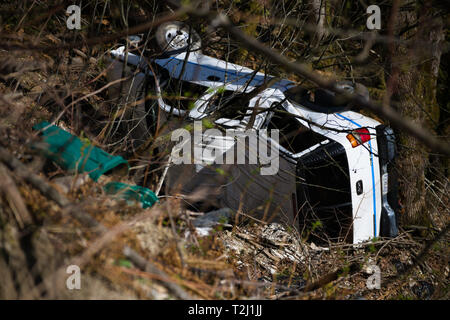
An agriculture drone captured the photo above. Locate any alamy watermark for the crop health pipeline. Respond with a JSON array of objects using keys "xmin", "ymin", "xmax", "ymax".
[
  {"xmin": 65, "ymin": 4, "xmax": 382, "ymax": 32},
  {"xmin": 170, "ymin": 121, "xmax": 280, "ymax": 175},
  {"xmin": 366, "ymin": 5, "xmax": 381, "ymax": 30},
  {"xmin": 366, "ymin": 263, "xmax": 381, "ymax": 290},
  {"xmin": 66, "ymin": 5, "xmax": 81, "ymax": 30},
  {"xmin": 66, "ymin": 264, "xmax": 81, "ymax": 290}
]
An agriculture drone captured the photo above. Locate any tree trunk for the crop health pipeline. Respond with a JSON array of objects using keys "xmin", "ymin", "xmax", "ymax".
[
  {"xmin": 388, "ymin": 2, "xmax": 444, "ymax": 226},
  {"xmin": 308, "ymin": 0, "xmax": 326, "ymax": 46}
]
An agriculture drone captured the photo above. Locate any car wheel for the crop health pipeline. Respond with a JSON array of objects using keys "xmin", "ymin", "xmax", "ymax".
[
  {"xmin": 156, "ymin": 21, "xmax": 202, "ymax": 55},
  {"xmin": 106, "ymin": 58, "xmax": 158, "ymax": 150},
  {"xmin": 314, "ymin": 81, "xmax": 369, "ymax": 109}
]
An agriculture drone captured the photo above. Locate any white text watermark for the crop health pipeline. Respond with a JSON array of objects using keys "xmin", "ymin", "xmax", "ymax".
[{"xmin": 170, "ymin": 121, "xmax": 279, "ymax": 175}]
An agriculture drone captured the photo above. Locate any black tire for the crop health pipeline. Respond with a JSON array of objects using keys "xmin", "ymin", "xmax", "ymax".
[
  {"xmin": 156, "ymin": 21, "xmax": 202, "ymax": 55},
  {"xmin": 106, "ymin": 58, "xmax": 157, "ymax": 150},
  {"xmin": 315, "ymin": 81, "xmax": 369, "ymax": 108},
  {"xmin": 122, "ymin": 77, "xmax": 155, "ymax": 150},
  {"xmin": 295, "ymin": 81, "xmax": 369, "ymax": 114}
]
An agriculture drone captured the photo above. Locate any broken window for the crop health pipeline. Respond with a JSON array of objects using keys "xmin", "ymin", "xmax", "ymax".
[
  {"xmin": 266, "ymin": 106, "xmax": 326, "ymax": 154},
  {"xmin": 296, "ymin": 142, "xmax": 353, "ymax": 243}
]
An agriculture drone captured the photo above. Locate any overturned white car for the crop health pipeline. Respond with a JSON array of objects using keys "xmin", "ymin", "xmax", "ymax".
[{"xmin": 107, "ymin": 21, "xmax": 399, "ymax": 244}]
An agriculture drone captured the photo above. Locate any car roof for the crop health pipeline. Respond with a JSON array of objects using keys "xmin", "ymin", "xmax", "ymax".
[{"xmin": 154, "ymin": 51, "xmax": 295, "ymax": 92}]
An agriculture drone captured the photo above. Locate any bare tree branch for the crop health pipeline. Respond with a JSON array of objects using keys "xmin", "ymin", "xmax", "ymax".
[{"xmin": 190, "ymin": 11, "xmax": 450, "ymax": 156}]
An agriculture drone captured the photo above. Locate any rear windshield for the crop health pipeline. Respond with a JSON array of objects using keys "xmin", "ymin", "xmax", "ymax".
[
  {"xmin": 296, "ymin": 143, "xmax": 353, "ymax": 243},
  {"xmin": 284, "ymin": 85, "xmax": 310, "ymax": 105},
  {"xmin": 266, "ymin": 106, "xmax": 327, "ymax": 154}
]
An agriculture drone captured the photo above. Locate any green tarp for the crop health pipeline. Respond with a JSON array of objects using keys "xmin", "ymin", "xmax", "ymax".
[{"xmin": 33, "ymin": 121, "xmax": 129, "ymax": 181}]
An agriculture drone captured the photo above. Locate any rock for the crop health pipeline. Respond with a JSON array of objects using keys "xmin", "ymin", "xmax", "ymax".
[
  {"xmin": 186, "ymin": 208, "xmax": 234, "ymax": 237},
  {"xmin": 194, "ymin": 227, "xmax": 214, "ymax": 237}
]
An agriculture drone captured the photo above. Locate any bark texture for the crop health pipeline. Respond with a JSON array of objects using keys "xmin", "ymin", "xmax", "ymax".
[{"xmin": 389, "ymin": 2, "xmax": 444, "ymax": 225}]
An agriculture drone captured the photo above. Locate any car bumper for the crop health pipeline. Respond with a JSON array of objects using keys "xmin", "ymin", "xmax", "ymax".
[{"xmin": 376, "ymin": 125, "xmax": 399, "ymax": 238}]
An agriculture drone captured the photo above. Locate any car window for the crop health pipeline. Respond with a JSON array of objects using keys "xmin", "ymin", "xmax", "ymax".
[
  {"xmin": 208, "ymin": 90, "xmax": 268, "ymax": 129},
  {"xmin": 284, "ymin": 85, "xmax": 309, "ymax": 105},
  {"xmin": 266, "ymin": 105, "xmax": 327, "ymax": 154},
  {"xmin": 214, "ymin": 91, "xmax": 253, "ymax": 122}
]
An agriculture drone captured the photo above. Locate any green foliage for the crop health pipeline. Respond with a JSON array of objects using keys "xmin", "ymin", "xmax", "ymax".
[
  {"xmin": 117, "ymin": 259, "xmax": 133, "ymax": 268},
  {"xmin": 202, "ymin": 118, "xmax": 215, "ymax": 129},
  {"xmin": 311, "ymin": 220, "xmax": 323, "ymax": 232},
  {"xmin": 368, "ymin": 243, "xmax": 376, "ymax": 253},
  {"xmin": 338, "ymin": 264, "xmax": 350, "ymax": 278},
  {"xmin": 215, "ymin": 168, "xmax": 225, "ymax": 175}
]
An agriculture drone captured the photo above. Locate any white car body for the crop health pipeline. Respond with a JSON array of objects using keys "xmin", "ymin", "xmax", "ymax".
[{"xmin": 109, "ymin": 46, "xmax": 397, "ymax": 244}]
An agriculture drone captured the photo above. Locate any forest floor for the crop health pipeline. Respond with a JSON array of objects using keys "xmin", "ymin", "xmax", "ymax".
[{"xmin": 0, "ymin": 8, "xmax": 448, "ymax": 299}]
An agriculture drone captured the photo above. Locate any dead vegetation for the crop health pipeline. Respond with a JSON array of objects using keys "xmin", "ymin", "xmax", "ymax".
[{"xmin": 0, "ymin": 1, "xmax": 448, "ymax": 300}]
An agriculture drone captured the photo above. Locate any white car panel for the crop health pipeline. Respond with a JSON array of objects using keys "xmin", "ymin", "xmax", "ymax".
[{"xmin": 109, "ymin": 45, "xmax": 387, "ymax": 244}]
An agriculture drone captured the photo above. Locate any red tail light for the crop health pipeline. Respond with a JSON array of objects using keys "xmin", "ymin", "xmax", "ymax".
[{"xmin": 347, "ymin": 128, "xmax": 371, "ymax": 148}]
